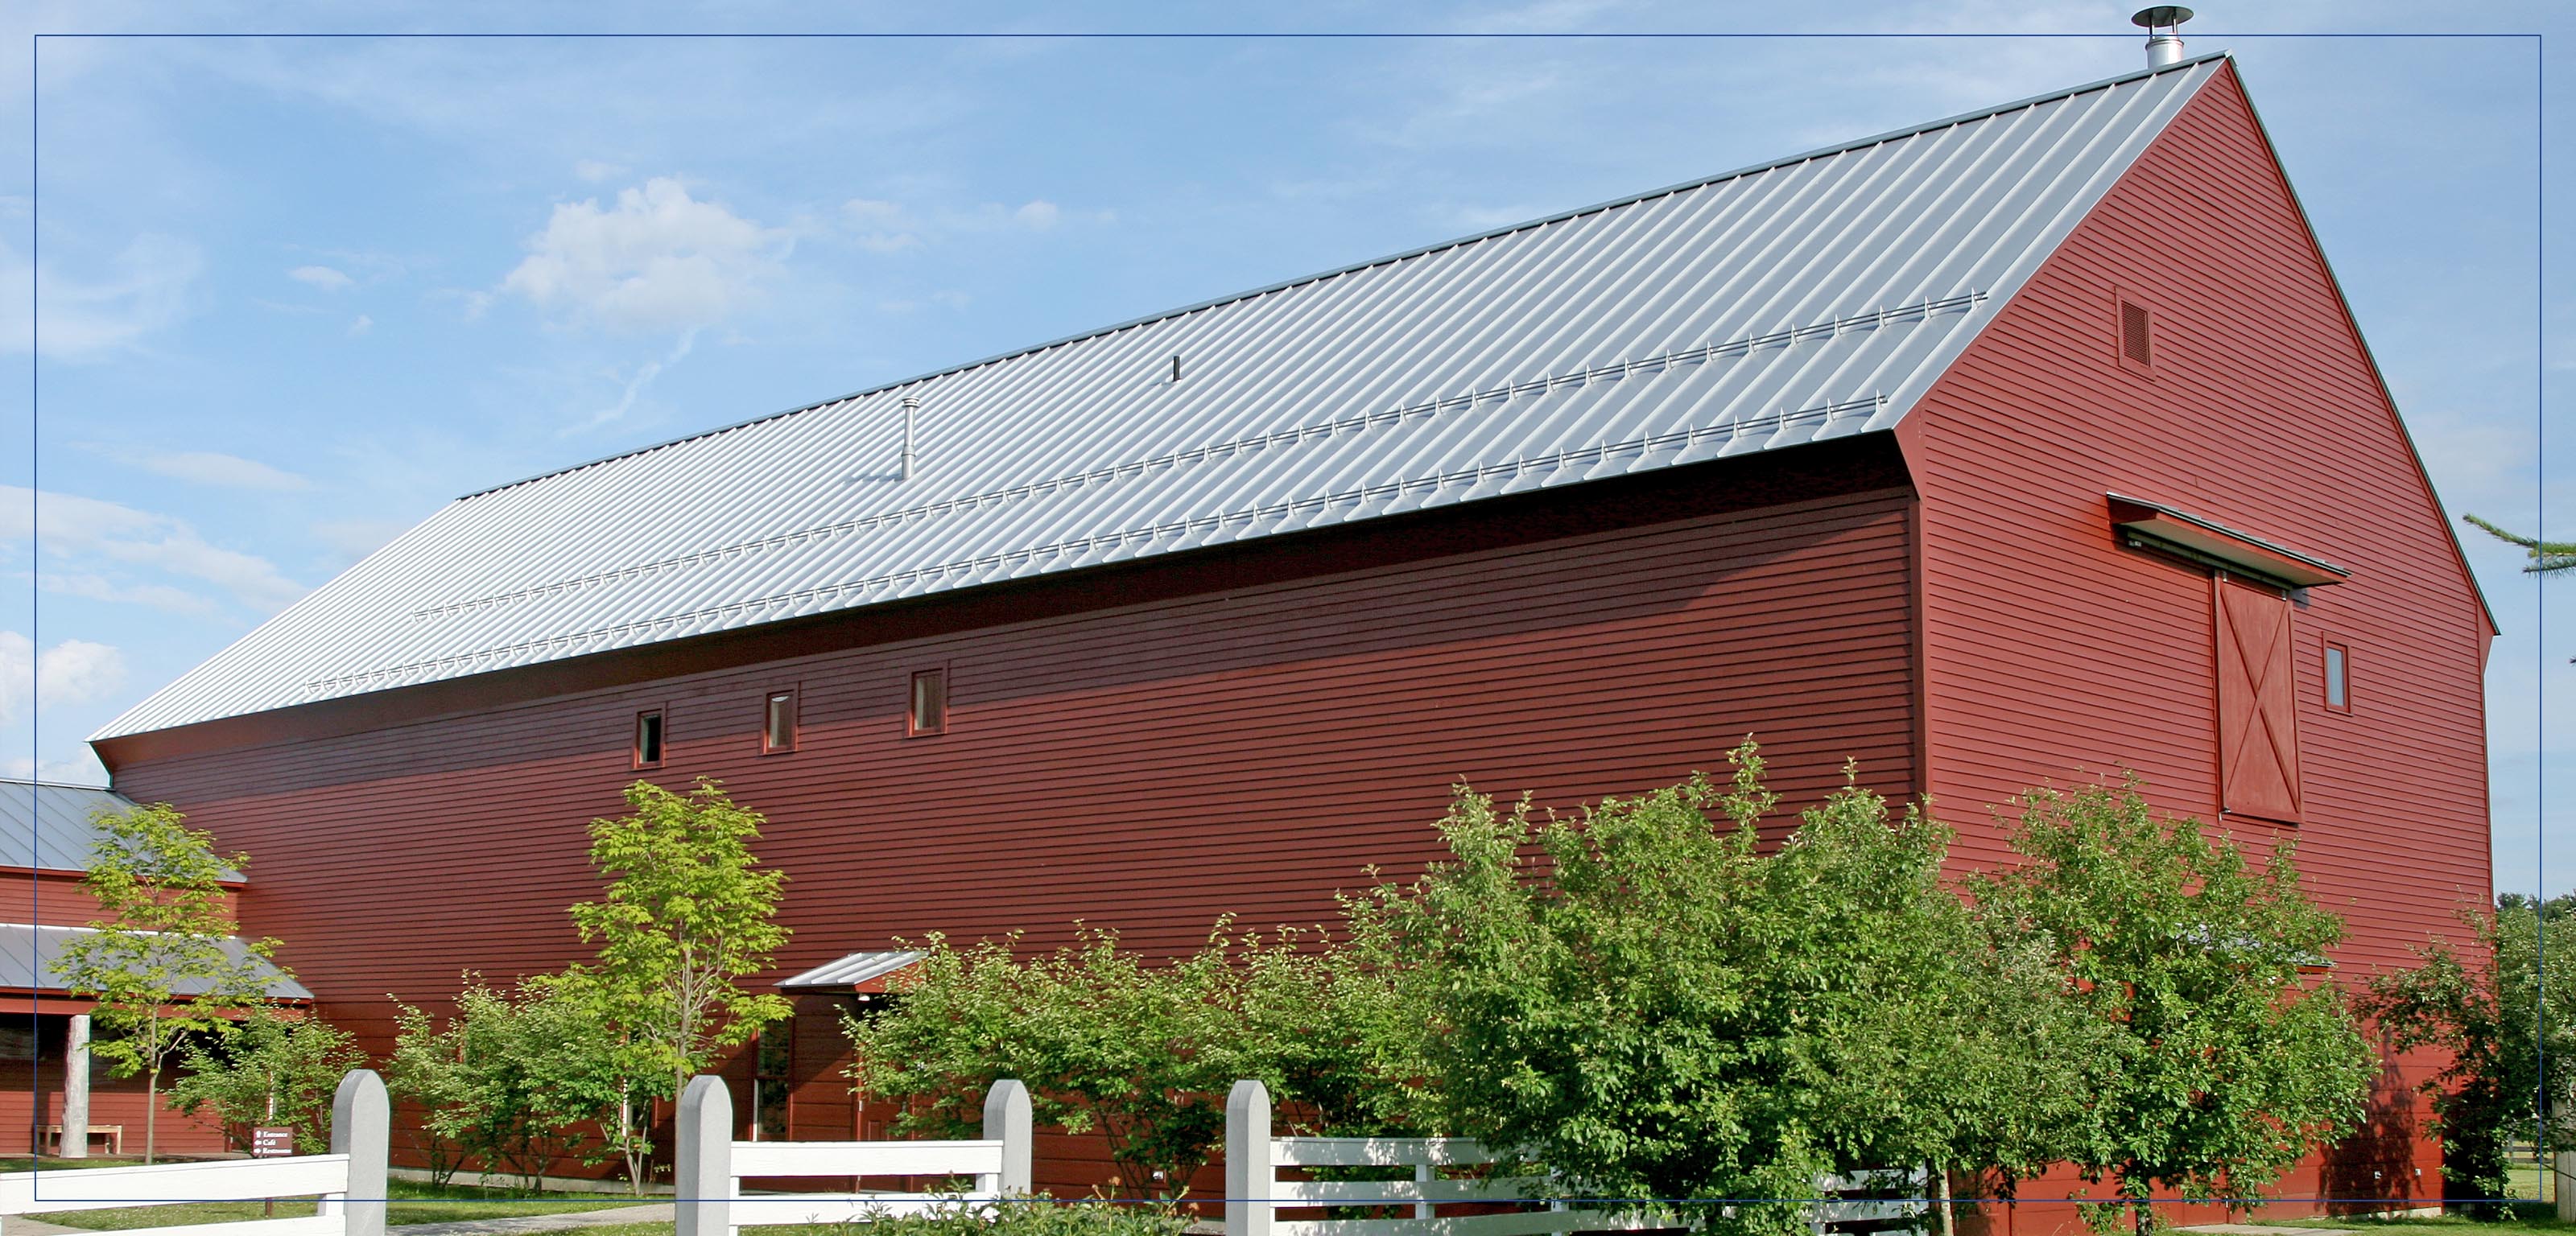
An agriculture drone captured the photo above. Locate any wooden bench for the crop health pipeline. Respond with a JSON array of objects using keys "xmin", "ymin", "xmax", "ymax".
[{"xmin": 40, "ymin": 1124, "xmax": 124, "ymax": 1156}]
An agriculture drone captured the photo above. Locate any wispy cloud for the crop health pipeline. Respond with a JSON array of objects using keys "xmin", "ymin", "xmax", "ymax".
[
  {"xmin": 502, "ymin": 177, "xmax": 791, "ymax": 332},
  {"xmin": 115, "ymin": 449, "xmax": 312, "ymax": 492},
  {"xmin": 348, "ymin": 313, "xmax": 374, "ymax": 336},
  {"xmin": 1, "ymin": 485, "xmax": 305, "ymax": 613},
  {"xmin": 837, "ymin": 196, "xmax": 1085, "ymax": 253},
  {"xmin": 566, "ymin": 328, "xmax": 699, "ymax": 436},
  {"xmin": 574, "ymin": 159, "xmax": 628, "ymax": 183},
  {"xmin": 0, "ymin": 233, "xmax": 203, "ymax": 360},
  {"xmin": 289, "ymin": 264, "xmax": 354, "ymax": 291}
]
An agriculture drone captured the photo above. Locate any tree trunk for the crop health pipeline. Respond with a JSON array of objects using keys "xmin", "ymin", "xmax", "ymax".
[
  {"xmin": 1934, "ymin": 1163, "xmax": 1954, "ymax": 1236},
  {"xmin": 144, "ymin": 1062, "xmax": 159, "ymax": 1164}
]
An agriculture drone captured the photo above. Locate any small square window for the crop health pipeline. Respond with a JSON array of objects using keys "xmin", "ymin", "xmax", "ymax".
[
  {"xmin": 634, "ymin": 709, "xmax": 665, "ymax": 769},
  {"xmin": 908, "ymin": 668, "xmax": 947, "ymax": 737},
  {"xmin": 763, "ymin": 690, "xmax": 798, "ymax": 755},
  {"xmin": 2324, "ymin": 643, "xmax": 2350, "ymax": 711}
]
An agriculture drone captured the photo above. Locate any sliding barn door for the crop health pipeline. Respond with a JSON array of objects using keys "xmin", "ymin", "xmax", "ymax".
[{"xmin": 2213, "ymin": 574, "xmax": 2301, "ymax": 823}]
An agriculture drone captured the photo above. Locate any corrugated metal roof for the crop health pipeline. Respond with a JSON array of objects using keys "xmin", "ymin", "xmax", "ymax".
[
  {"xmin": 0, "ymin": 924, "xmax": 312, "ymax": 999},
  {"xmin": 96, "ymin": 56, "xmax": 2225, "ymax": 740},
  {"xmin": 779, "ymin": 950, "xmax": 922, "ymax": 991},
  {"xmin": 0, "ymin": 780, "xmax": 247, "ymax": 879}
]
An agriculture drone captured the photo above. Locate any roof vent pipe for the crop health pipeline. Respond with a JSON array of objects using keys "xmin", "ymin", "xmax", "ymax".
[
  {"xmin": 901, "ymin": 395, "xmax": 919, "ymax": 481},
  {"xmin": 2132, "ymin": 6, "xmax": 2193, "ymax": 68}
]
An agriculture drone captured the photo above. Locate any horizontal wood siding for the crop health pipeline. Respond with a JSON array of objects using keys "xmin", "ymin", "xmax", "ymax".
[
  {"xmin": 110, "ymin": 472, "xmax": 1918, "ymax": 1188},
  {"xmin": 1907, "ymin": 64, "xmax": 2485, "ymax": 1222}
]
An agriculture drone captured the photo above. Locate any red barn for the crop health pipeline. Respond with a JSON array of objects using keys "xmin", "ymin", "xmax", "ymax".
[{"xmin": 81, "ymin": 52, "xmax": 2491, "ymax": 1223}]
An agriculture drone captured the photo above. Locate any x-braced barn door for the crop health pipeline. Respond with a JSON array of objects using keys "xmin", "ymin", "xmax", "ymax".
[{"xmin": 2213, "ymin": 572, "xmax": 2301, "ymax": 823}]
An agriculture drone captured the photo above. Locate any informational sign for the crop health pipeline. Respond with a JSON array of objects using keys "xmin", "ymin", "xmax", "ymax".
[{"xmin": 250, "ymin": 1127, "xmax": 295, "ymax": 1158}]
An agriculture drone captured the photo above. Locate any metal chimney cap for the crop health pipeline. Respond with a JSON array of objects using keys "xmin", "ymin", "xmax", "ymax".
[{"xmin": 2131, "ymin": 5, "xmax": 2193, "ymax": 29}]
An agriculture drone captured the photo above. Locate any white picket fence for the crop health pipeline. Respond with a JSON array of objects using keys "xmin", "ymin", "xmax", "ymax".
[
  {"xmin": 673, "ymin": 1074, "xmax": 1033, "ymax": 1236},
  {"xmin": 1224, "ymin": 1080, "xmax": 1924, "ymax": 1236},
  {"xmin": 0, "ymin": 1070, "xmax": 390, "ymax": 1236}
]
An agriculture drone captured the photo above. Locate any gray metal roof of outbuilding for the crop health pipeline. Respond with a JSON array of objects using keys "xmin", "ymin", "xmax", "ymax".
[
  {"xmin": 0, "ymin": 924, "xmax": 312, "ymax": 999},
  {"xmin": 778, "ymin": 950, "xmax": 922, "ymax": 991},
  {"xmin": 97, "ymin": 56, "xmax": 2227, "ymax": 740},
  {"xmin": 0, "ymin": 780, "xmax": 246, "ymax": 879},
  {"xmin": 0, "ymin": 781, "xmax": 135, "ymax": 872}
]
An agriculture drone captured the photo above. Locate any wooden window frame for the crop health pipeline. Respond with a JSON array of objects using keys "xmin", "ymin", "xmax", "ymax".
[
  {"xmin": 633, "ymin": 707, "xmax": 667, "ymax": 771},
  {"xmin": 2113, "ymin": 285, "xmax": 2157, "ymax": 378},
  {"xmin": 762, "ymin": 687, "xmax": 800, "ymax": 756},
  {"xmin": 907, "ymin": 666, "xmax": 949, "ymax": 738},
  {"xmin": 2323, "ymin": 641, "xmax": 2351, "ymax": 713}
]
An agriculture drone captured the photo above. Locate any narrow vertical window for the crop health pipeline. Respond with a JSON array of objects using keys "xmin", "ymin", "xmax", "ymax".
[
  {"xmin": 908, "ymin": 668, "xmax": 947, "ymax": 737},
  {"xmin": 2324, "ymin": 643, "xmax": 2350, "ymax": 711},
  {"xmin": 763, "ymin": 690, "xmax": 798, "ymax": 754},
  {"xmin": 633, "ymin": 709, "xmax": 665, "ymax": 769}
]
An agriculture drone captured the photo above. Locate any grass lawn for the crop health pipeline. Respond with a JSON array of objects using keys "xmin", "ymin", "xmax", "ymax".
[
  {"xmin": 23, "ymin": 1176, "xmax": 640, "ymax": 1230},
  {"xmin": 2277, "ymin": 1205, "xmax": 2572, "ymax": 1236}
]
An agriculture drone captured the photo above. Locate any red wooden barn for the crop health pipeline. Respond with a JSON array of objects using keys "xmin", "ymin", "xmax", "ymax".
[{"xmin": 76, "ymin": 51, "xmax": 2491, "ymax": 1225}]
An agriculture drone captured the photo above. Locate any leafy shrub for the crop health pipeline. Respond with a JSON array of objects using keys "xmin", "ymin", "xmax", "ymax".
[
  {"xmin": 844, "ymin": 925, "xmax": 1426, "ymax": 1202},
  {"xmin": 853, "ymin": 1196, "xmax": 1192, "ymax": 1236}
]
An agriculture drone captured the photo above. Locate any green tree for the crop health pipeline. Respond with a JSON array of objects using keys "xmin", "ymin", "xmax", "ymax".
[
  {"xmin": 1975, "ymin": 781, "xmax": 2373, "ymax": 1234},
  {"xmin": 2363, "ymin": 893, "xmax": 2576, "ymax": 1211},
  {"xmin": 559, "ymin": 778, "xmax": 791, "ymax": 1187},
  {"xmin": 390, "ymin": 976, "xmax": 617, "ymax": 1193},
  {"xmin": 51, "ymin": 801, "xmax": 290, "ymax": 1162},
  {"xmin": 170, "ymin": 1009, "xmax": 364, "ymax": 1153},
  {"xmin": 2463, "ymin": 515, "xmax": 2576, "ymax": 574},
  {"xmin": 1348, "ymin": 744, "xmax": 2095, "ymax": 1236},
  {"xmin": 844, "ymin": 928, "xmax": 1253, "ymax": 1203}
]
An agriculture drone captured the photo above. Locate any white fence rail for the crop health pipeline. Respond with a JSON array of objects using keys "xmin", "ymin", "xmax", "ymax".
[
  {"xmin": 674, "ymin": 1074, "xmax": 1033, "ymax": 1236},
  {"xmin": 0, "ymin": 1069, "xmax": 389, "ymax": 1236},
  {"xmin": 1226, "ymin": 1079, "xmax": 1649, "ymax": 1236},
  {"xmin": 1224, "ymin": 1080, "xmax": 1925, "ymax": 1236}
]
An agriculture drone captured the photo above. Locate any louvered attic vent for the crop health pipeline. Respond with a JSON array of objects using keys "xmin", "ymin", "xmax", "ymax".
[{"xmin": 2116, "ymin": 290, "xmax": 2154, "ymax": 375}]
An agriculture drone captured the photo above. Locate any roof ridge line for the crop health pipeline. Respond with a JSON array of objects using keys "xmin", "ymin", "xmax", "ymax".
[{"xmin": 456, "ymin": 50, "xmax": 2231, "ymax": 504}]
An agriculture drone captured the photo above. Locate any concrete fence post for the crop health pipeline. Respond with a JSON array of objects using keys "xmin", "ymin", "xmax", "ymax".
[
  {"xmin": 1224, "ymin": 1080, "xmax": 1273, "ymax": 1236},
  {"xmin": 329, "ymin": 1069, "xmax": 389, "ymax": 1236},
  {"xmin": 983, "ymin": 1078, "xmax": 1033, "ymax": 1197},
  {"xmin": 2554, "ymin": 1151, "xmax": 2574, "ymax": 1222},
  {"xmin": 675, "ymin": 1076, "xmax": 733, "ymax": 1236}
]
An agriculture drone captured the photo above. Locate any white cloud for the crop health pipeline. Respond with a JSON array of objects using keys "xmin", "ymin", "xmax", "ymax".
[
  {"xmin": 0, "ymin": 233, "xmax": 203, "ymax": 360},
  {"xmin": 348, "ymin": 313, "xmax": 374, "ymax": 336},
  {"xmin": 1, "ymin": 485, "xmax": 305, "ymax": 613},
  {"xmin": 501, "ymin": 177, "xmax": 792, "ymax": 332},
  {"xmin": 1013, "ymin": 200, "xmax": 1060, "ymax": 230},
  {"xmin": 289, "ymin": 264, "xmax": 354, "ymax": 291},
  {"xmin": 128, "ymin": 450, "xmax": 311, "ymax": 492},
  {"xmin": 0, "ymin": 632, "xmax": 127, "ymax": 730},
  {"xmin": 574, "ymin": 159, "xmax": 629, "ymax": 183}
]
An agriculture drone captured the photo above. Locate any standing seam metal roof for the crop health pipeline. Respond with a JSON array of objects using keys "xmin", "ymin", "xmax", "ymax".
[
  {"xmin": 95, "ymin": 55, "xmax": 2226, "ymax": 740},
  {"xmin": 0, "ymin": 779, "xmax": 249, "ymax": 878}
]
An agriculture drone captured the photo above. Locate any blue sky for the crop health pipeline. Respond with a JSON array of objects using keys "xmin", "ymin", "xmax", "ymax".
[{"xmin": 1, "ymin": 2, "xmax": 2566, "ymax": 898}]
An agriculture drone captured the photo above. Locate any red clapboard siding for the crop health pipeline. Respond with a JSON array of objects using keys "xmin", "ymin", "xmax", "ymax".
[
  {"xmin": 106, "ymin": 455, "xmax": 1922, "ymax": 1189},
  {"xmin": 1905, "ymin": 63, "xmax": 2483, "ymax": 1228}
]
